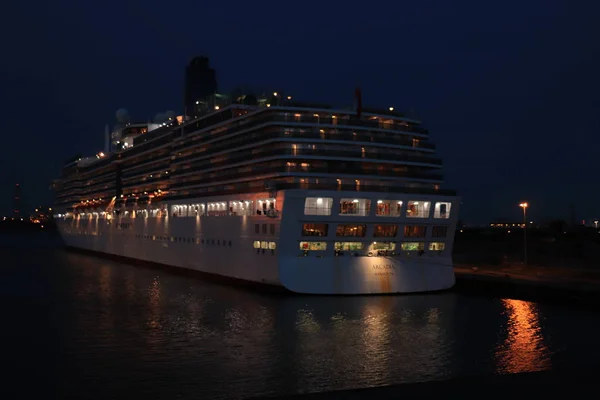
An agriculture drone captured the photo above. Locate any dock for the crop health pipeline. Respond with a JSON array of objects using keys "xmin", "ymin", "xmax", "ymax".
[{"xmin": 453, "ymin": 263, "xmax": 600, "ymax": 307}]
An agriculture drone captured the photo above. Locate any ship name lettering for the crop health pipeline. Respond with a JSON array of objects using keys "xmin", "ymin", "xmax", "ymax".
[{"xmin": 372, "ymin": 264, "xmax": 394, "ymax": 270}]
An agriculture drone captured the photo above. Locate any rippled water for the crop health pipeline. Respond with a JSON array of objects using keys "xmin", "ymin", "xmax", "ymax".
[{"xmin": 3, "ymin": 232, "xmax": 600, "ymax": 399}]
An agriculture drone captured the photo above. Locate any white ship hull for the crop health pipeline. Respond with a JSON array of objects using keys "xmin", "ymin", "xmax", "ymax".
[{"xmin": 56, "ymin": 189, "xmax": 458, "ymax": 294}]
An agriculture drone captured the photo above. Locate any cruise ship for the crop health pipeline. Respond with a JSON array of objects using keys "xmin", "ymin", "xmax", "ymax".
[{"xmin": 53, "ymin": 57, "xmax": 460, "ymax": 294}]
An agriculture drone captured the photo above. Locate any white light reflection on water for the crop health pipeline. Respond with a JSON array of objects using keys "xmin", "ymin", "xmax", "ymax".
[
  {"xmin": 291, "ymin": 295, "xmax": 453, "ymax": 393},
  {"xmin": 359, "ymin": 297, "xmax": 396, "ymax": 385},
  {"xmin": 495, "ymin": 299, "xmax": 552, "ymax": 374},
  {"xmin": 98, "ymin": 264, "xmax": 112, "ymax": 301},
  {"xmin": 147, "ymin": 276, "xmax": 162, "ymax": 331},
  {"xmin": 96, "ymin": 264, "xmax": 116, "ymax": 338}
]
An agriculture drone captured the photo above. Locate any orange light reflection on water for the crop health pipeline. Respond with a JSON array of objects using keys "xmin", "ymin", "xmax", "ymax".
[
  {"xmin": 360, "ymin": 297, "xmax": 395, "ymax": 379},
  {"xmin": 495, "ymin": 299, "xmax": 551, "ymax": 374}
]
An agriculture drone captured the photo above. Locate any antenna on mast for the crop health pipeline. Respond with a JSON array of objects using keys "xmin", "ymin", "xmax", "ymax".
[
  {"xmin": 355, "ymin": 87, "xmax": 362, "ymax": 118},
  {"xmin": 104, "ymin": 124, "xmax": 110, "ymax": 154}
]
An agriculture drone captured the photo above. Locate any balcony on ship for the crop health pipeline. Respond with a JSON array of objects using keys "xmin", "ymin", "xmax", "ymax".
[
  {"xmin": 179, "ymin": 110, "xmax": 433, "ymax": 147},
  {"xmin": 173, "ymin": 145, "xmax": 443, "ymax": 173},
  {"xmin": 169, "ymin": 161, "xmax": 443, "ymax": 191}
]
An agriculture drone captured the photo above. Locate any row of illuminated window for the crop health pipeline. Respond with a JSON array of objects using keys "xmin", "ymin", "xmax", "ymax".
[
  {"xmin": 304, "ymin": 198, "xmax": 451, "ymax": 218},
  {"xmin": 70, "ymin": 200, "xmax": 278, "ymax": 221},
  {"xmin": 302, "ymin": 223, "xmax": 448, "ymax": 238},
  {"xmin": 299, "ymin": 241, "xmax": 446, "ymax": 252},
  {"xmin": 135, "ymin": 234, "xmax": 233, "ymax": 246},
  {"xmin": 171, "ymin": 198, "xmax": 277, "ymax": 217},
  {"xmin": 63, "ymin": 230, "xmax": 266, "ymax": 250},
  {"xmin": 73, "ymin": 210, "xmax": 167, "ymax": 219},
  {"xmin": 490, "ymin": 223, "xmax": 526, "ymax": 228}
]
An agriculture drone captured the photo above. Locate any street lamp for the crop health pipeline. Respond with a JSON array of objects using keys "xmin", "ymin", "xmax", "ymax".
[
  {"xmin": 519, "ymin": 202, "xmax": 528, "ymax": 265},
  {"xmin": 594, "ymin": 220, "xmax": 599, "ymax": 229}
]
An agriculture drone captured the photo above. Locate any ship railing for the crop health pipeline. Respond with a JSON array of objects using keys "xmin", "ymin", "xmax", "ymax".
[
  {"xmin": 173, "ymin": 130, "xmax": 436, "ymax": 165},
  {"xmin": 273, "ymin": 182, "xmax": 457, "ymax": 196},
  {"xmin": 169, "ymin": 165, "xmax": 443, "ymax": 190},
  {"xmin": 182, "ymin": 114, "xmax": 430, "ymax": 142},
  {"xmin": 159, "ymin": 182, "xmax": 456, "ymax": 203},
  {"xmin": 179, "ymin": 148, "xmax": 443, "ymax": 172},
  {"xmin": 265, "ymin": 209, "xmax": 280, "ymax": 218}
]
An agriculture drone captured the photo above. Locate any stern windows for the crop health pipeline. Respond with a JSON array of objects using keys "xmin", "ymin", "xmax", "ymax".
[
  {"xmin": 404, "ymin": 225, "xmax": 427, "ymax": 238},
  {"xmin": 299, "ymin": 241, "xmax": 327, "ymax": 251},
  {"xmin": 401, "ymin": 242, "xmax": 425, "ymax": 251},
  {"xmin": 434, "ymin": 202, "xmax": 451, "ymax": 219},
  {"xmin": 339, "ymin": 198, "xmax": 371, "ymax": 216},
  {"xmin": 373, "ymin": 224, "xmax": 398, "ymax": 237},
  {"xmin": 304, "ymin": 197, "xmax": 333, "ymax": 215},
  {"xmin": 406, "ymin": 201, "xmax": 430, "ymax": 218},
  {"xmin": 372, "ymin": 242, "xmax": 396, "ymax": 251},
  {"xmin": 429, "ymin": 242, "xmax": 446, "ymax": 252},
  {"xmin": 376, "ymin": 200, "xmax": 403, "ymax": 217},
  {"xmin": 336, "ymin": 224, "xmax": 367, "ymax": 237},
  {"xmin": 334, "ymin": 242, "xmax": 364, "ymax": 251},
  {"xmin": 302, "ymin": 223, "xmax": 328, "ymax": 237},
  {"xmin": 432, "ymin": 226, "xmax": 448, "ymax": 238},
  {"xmin": 369, "ymin": 242, "xmax": 396, "ymax": 256}
]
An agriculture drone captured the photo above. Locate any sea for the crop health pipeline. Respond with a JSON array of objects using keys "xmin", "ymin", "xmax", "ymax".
[{"xmin": 2, "ymin": 231, "xmax": 600, "ymax": 399}]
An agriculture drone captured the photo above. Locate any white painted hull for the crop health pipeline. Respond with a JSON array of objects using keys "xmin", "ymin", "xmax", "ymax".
[
  {"xmin": 56, "ymin": 189, "xmax": 458, "ymax": 294},
  {"xmin": 279, "ymin": 255, "xmax": 455, "ymax": 294}
]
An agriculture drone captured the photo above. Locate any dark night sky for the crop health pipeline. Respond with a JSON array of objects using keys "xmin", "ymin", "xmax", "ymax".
[{"xmin": 2, "ymin": 1, "xmax": 599, "ymax": 224}]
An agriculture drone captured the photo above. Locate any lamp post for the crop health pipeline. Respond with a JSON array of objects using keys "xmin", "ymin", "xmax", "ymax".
[
  {"xmin": 594, "ymin": 220, "xmax": 599, "ymax": 229},
  {"xmin": 519, "ymin": 202, "xmax": 528, "ymax": 265}
]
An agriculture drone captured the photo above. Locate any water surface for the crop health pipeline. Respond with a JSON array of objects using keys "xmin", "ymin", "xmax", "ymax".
[{"xmin": 2, "ymin": 232, "xmax": 599, "ymax": 399}]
